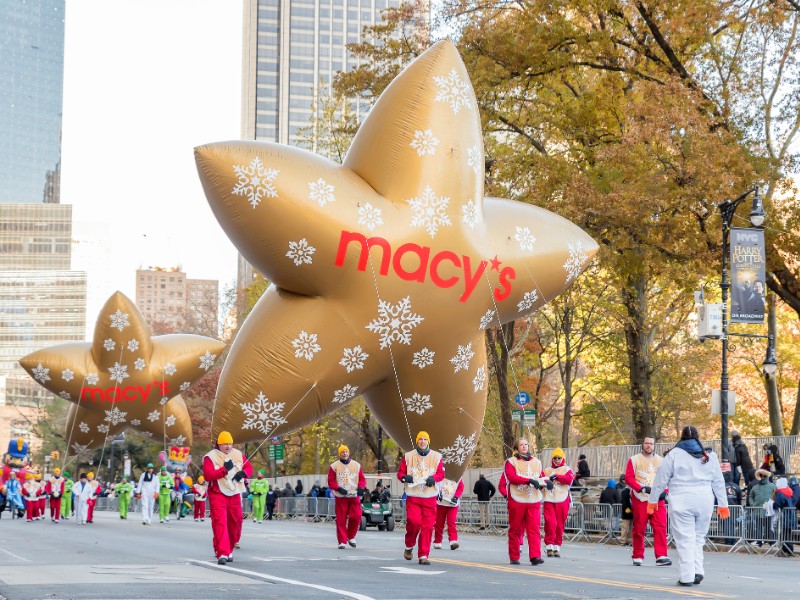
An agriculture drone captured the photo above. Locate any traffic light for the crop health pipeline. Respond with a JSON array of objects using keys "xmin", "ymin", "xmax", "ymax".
[{"xmin": 50, "ymin": 450, "xmax": 59, "ymax": 460}]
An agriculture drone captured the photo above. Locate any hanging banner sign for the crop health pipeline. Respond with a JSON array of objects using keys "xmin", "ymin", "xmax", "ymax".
[{"xmin": 730, "ymin": 228, "xmax": 765, "ymax": 324}]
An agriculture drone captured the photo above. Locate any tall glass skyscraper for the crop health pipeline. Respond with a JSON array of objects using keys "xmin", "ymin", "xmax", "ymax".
[
  {"xmin": 0, "ymin": 0, "xmax": 86, "ymax": 454},
  {"xmin": 1, "ymin": 0, "xmax": 65, "ymax": 204},
  {"xmin": 238, "ymin": 0, "xmax": 411, "ymax": 288}
]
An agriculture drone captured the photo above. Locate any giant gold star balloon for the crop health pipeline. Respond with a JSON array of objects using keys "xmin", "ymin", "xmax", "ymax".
[
  {"xmin": 19, "ymin": 292, "xmax": 225, "ymax": 454},
  {"xmin": 195, "ymin": 40, "xmax": 598, "ymax": 479}
]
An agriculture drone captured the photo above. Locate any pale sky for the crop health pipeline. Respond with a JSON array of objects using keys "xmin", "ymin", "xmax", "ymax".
[{"xmin": 61, "ymin": 1, "xmax": 243, "ymax": 336}]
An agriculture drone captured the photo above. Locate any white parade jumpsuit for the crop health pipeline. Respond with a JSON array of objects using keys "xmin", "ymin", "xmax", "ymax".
[
  {"xmin": 72, "ymin": 480, "xmax": 94, "ymax": 525},
  {"xmin": 137, "ymin": 472, "xmax": 159, "ymax": 525},
  {"xmin": 649, "ymin": 447, "xmax": 727, "ymax": 584}
]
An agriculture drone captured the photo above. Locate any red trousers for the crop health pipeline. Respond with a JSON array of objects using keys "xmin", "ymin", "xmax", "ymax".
[
  {"xmin": 434, "ymin": 504, "xmax": 459, "ymax": 543},
  {"xmin": 508, "ymin": 499, "xmax": 541, "ymax": 561},
  {"xmin": 87, "ymin": 498, "xmax": 95, "ymax": 522},
  {"xmin": 208, "ymin": 491, "xmax": 243, "ymax": 559},
  {"xmin": 404, "ymin": 496, "xmax": 437, "ymax": 558},
  {"xmin": 631, "ymin": 495, "xmax": 668, "ymax": 559},
  {"xmin": 543, "ymin": 500, "xmax": 570, "ymax": 546},
  {"xmin": 335, "ymin": 497, "xmax": 362, "ymax": 544},
  {"xmin": 26, "ymin": 500, "xmax": 37, "ymax": 521},
  {"xmin": 194, "ymin": 498, "xmax": 206, "ymax": 520},
  {"xmin": 49, "ymin": 497, "xmax": 62, "ymax": 521}
]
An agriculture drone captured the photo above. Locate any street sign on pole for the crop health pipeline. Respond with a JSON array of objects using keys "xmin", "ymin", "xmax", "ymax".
[
  {"xmin": 512, "ymin": 409, "xmax": 536, "ymax": 422},
  {"xmin": 515, "ymin": 392, "xmax": 530, "ymax": 407},
  {"xmin": 269, "ymin": 443, "xmax": 285, "ymax": 464}
]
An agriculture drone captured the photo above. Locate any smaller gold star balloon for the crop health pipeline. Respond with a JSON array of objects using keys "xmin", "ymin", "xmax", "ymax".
[
  {"xmin": 196, "ymin": 40, "xmax": 598, "ymax": 480},
  {"xmin": 19, "ymin": 291, "xmax": 224, "ymax": 453}
]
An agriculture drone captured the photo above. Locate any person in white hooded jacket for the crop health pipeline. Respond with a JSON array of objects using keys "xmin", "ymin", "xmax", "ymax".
[
  {"xmin": 136, "ymin": 463, "xmax": 159, "ymax": 525},
  {"xmin": 649, "ymin": 426, "xmax": 729, "ymax": 587}
]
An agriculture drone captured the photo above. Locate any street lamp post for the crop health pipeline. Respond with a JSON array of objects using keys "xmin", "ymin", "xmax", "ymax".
[{"xmin": 718, "ymin": 185, "xmax": 765, "ymax": 462}]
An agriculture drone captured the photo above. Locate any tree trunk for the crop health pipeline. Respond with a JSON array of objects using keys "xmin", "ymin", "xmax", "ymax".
[
  {"xmin": 790, "ymin": 382, "xmax": 800, "ymax": 436},
  {"xmin": 486, "ymin": 322, "xmax": 515, "ymax": 457},
  {"xmin": 764, "ymin": 292, "xmax": 783, "ymax": 434},
  {"xmin": 621, "ymin": 268, "xmax": 656, "ymax": 440},
  {"xmin": 561, "ymin": 307, "xmax": 573, "ymax": 448}
]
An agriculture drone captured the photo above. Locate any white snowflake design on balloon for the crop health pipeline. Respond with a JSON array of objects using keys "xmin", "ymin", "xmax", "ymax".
[
  {"xmin": 32, "ymin": 363, "xmax": 50, "ymax": 383},
  {"xmin": 130, "ymin": 419, "xmax": 141, "ymax": 426},
  {"xmin": 408, "ymin": 186, "xmax": 451, "ymax": 238},
  {"xmin": 517, "ymin": 289, "xmax": 539, "ymax": 312},
  {"xmin": 357, "ymin": 202, "xmax": 384, "ymax": 231},
  {"xmin": 433, "ymin": 69, "xmax": 473, "ymax": 114},
  {"xmin": 159, "ymin": 397, "xmax": 169, "ymax": 406},
  {"xmin": 71, "ymin": 442, "xmax": 90, "ymax": 455},
  {"xmin": 147, "ymin": 410, "xmax": 160, "ymax": 422},
  {"xmin": 232, "ymin": 156, "xmax": 279, "ymax": 208},
  {"xmin": 467, "ymin": 145, "xmax": 482, "ymax": 174},
  {"xmin": 61, "ymin": 368, "xmax": 74, "ymax": 382},
  {"xmin": 333, "ymin": 384, "xmax": 359, "ymax": 404},
  {"xmin": 103, "ymin": 338, "xmax": 116, "ymax": 351},
  {"xmin": 563, "ymin": 240, "xmax": 589, "ymax": 283},
  {"xmin": 165, "ymin": 415, "xmax": 176, "ymax": 427},
  {"xmin": 127, "ymin": 339, "xmax": 139, "ymax": 352},
  {"xmin": 439, "ymin": 432, "xmax": 478, "ymax": 465},
  {"xmin": 79, "ymin": 422, "xmax": 90, "ymax": 434},
  {"xmin": 163, "ymin": 363, "xmax": 177, "ymax": 376},
  {"xmin": 108, "ymin": 362, "xmax": 129, "ymax": 384},
  {"xmin": 241, "ymin": 392, "xmax": 287, "ymax": 435},
  {"xmin": 110, "ymin": 309, "xmax": 130, "ymax": 332},
  {"xmin": 59, "ymin": 391, "xmax": 71, "ymax": 400},
  {"xmin": 479, "ymin": 309, "xmax": 497, "ymax": 330},
  {"xmin": 286, "ymin": 238, "xmax": 316, "ymax": 266},
  {"xmin": 472, "ymin": 366, "xmax": 487, "ymax": 392},
  {"xmin": 169, "ymin": 435, "xmax": 187, "ymax": 446},
  {"xmin": 308, "ymin": 178, "xmax": 335, "ymax": 206},
  {"xmin": 104, "ymin": 407, "xmax": 128, "ymax": 426},
  {"xmin": 450, "ymin": 342, "xmax": 475, "ymax": 373},
  {"xmin": 199, "ymin": 351, "xmax": 216, "ymax": 371},
  {"xmin": 412, "ymin": 348, "xmax": 435, "ymax": 369},
  {"xmin": 134, "ymin": 358, "xmax": 146, "ymax": 371},
  {"xmin": 97, "ymin": 424, "xmax": 110, "ymax": 434},
  {"xmin": 514, "ymin": 226, "xmax": 536, "ymax": 252},
  {"xmin": 179, "ymin": 381, "xmax": 191, "ymax": 392},
  {"xmin": 291, "ymin": 330, "xmax": 321, "ymax": 361},
  {"xmin": 410, "ymin": 129, "xmax": 440, "ymax": 156},
  {"xmin": 404, "ymin": 393, "xmax": 433, "ymax": 415},
  {"xmin": 461, "ymin": 199, "xmax": 479, "ymax": 229},
  {"xmin": 86, "ymin": 373, "xmax": 99, "ymax": 385},
  {"xmin": 339, "ymin": 346, "xmax": 369, "ymax": 373},
  {"xmin": 366, "ymin": 296, "xmax": 424, "ymax": 349}
]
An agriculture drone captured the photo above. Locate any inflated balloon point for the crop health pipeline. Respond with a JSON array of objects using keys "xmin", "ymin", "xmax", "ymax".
[
  {"xmin": 19, "ymin": 292, "xmax": 224, "ymax": 454},
  {"xmin": 195, "ymin": 40, "xmax": 597, "ymax": 479}
]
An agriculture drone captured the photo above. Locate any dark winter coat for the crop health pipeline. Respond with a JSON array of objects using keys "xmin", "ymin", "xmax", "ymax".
[{"xmin": 473, "ymin": 477, "xmax": 496, "ymax": 502}]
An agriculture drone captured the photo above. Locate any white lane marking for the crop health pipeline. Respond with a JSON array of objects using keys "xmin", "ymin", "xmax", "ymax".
[
  {"xmin": 0, "ymin": 547, "xmax": 32, "ymax": 562},
  {"xmin": 738, "ymin": 576, "xmax": 761, "ymax": 580},
  {"xmin": 253, "ymin": 556, "xmax": 394, "ymax": 562},
  {"xmin": 188, "ymin": 560, "xmax": 376, "ymax": 600},
  {"xmin": 380, "ymin": 566, "xmax": 446, "ymax": 575}
]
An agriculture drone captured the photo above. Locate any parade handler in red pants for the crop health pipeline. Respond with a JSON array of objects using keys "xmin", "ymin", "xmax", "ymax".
[
  {"xmin": 434, "ymin": 477, "xmax": 464, "ymax": 550},
  {"xmin": 504, "ymin": 438, "xmax": 547, "ymax": 565},
  {"xmin": 625, "ymin": 436, "xmax": 671, "ymax": 567},
  {"xmin": 327, "ymin": 444, "xmax": 366, "ymax": 549},
  {"xmin": 543, "ymin": 448, "xmax": 574, "ymax": 557},
  {"xmin": 397, "ymin": 431, "xmax": 445, "ymax": 565},
  {"xmin": 203, "ymin": 431, "xmax": 252, "ymax": 565}
]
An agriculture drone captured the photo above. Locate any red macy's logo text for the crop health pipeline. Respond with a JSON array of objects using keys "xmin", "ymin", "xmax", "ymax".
[
  {"xmin": 80, "ymin": 382, "xmax": 170, "ymax": 403},
  {"xmin": 334, "ymin": 231, "xmax": 515, "ymax": 303}
]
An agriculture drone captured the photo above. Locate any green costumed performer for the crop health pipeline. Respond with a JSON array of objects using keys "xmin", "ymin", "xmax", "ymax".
[
  {"xmin": 250, "ymin": 470, "xmax": 269, "ymax": 523},
  {"xmin": 158, "ymin": 467, "xmax": 173, "ymax": 523},
  {"xmin": 116, "ymin": 476, "xmax": 134, "ymax": 519},
  {"xmin": 61, "ymin": 471, "xmax": 74, "ymax": 520}
]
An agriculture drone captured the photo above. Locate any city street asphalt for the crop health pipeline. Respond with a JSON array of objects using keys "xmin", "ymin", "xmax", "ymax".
[{"xmin": 0, "ymin": 510, "xmax": 795, "ymax": 599}]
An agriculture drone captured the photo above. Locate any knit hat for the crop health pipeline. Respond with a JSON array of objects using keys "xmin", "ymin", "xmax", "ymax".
[
  {"xmin": 415, "ymin": 431, "xmax": 429, "ymax": 444},
  {"xmin": 198, "ymin": 476, "xmax": 205, "ymax": 483},
  {"xmin": 87, "ymin": 472, "xmax": 94, "ymax": 479},
  {"xmin": 552, "ymin": 448, "xmax": 565, "ymax": 459},
  {"xmin": 25, "ymin": 473, "xmax": 33, "ymax": 480},
  {"xmin": 53, "ymin": 467, "xmax": 61, "ymax": 474},
  {"xmin": 63, "ymin": 471, "xmax": 70, "ymax": 478},
  {"xmin": 776, "ymin": 478, "xmax": 788, "ymax": 490},
  {"xmin": 607, "ymin": 479, "xmax": 617, "ymax": 488},
  {"xmin": 338, "ymin": 444, "xmax": 349, "ymax": 456},
  {"xmin": 217, "ymin": 431, "xmax": 233, "ymax": 444},
  {"xmin": 183, "ymin": 477, "xmax": 193, "ymax": 486},
  {"xmin": 34, "ymin": 473, "xmax": 41, "ymax": 480},
  {"xmin": 789, "ymin": 477, "xmax": 799, "ymax": 487},
  {"xmin": 755, "ymin": 468, "xmax": 771, "ymax": 479},
  {"xmin": 160, "ymin": 466, "xmax": 167, "ymax": 472},
  {"xmin": 258, "ymin": 469, "xmax": 265, "ymax": 476}
]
